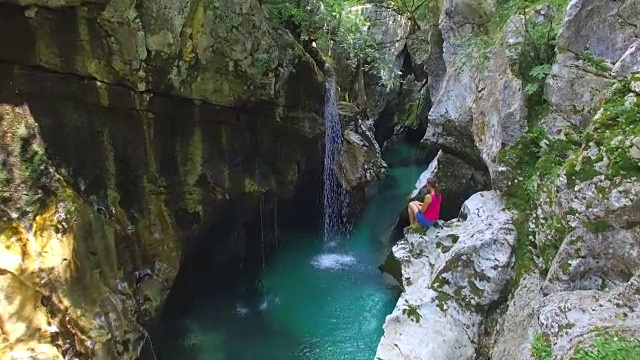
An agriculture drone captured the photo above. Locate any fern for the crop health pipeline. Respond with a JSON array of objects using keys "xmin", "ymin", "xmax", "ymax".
[{"xmin": 530, "ymin": 64, "xmax": 552, "ymax": 80}]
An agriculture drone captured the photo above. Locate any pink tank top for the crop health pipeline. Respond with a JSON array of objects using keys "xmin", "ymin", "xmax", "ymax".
[{"xmin": 424, "ymin": 193, "xmax": 442, "ymax": 221}]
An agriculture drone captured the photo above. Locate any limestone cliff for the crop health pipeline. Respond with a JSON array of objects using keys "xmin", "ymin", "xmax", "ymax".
[
  {"xmin": 0, "ymin": 0, "xmax": 382, "ymax": 358},
  {"xmin": 0, "ymin": 0, "xmax": 432, "ymax": 355},
  {"xmin": 378, "ymin": 0, "xmax": 640, "ymax": 358}
]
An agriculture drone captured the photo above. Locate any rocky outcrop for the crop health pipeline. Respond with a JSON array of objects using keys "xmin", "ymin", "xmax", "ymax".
[
  {"xmin": 542, "ymin": 0, "xmax": 640, "ymax": 137},
  {"xmin": 0, "ymin": 0, "xmax": 409, "ymax": 356},
  {"xmin": 332, "ymin": 5, "xmax": 411, "ymax": 116},
  {"xmin": 337, "ymin": 102, "xmax": 387, "ymax": 196},
  {"xmin": 410, "ymin": 150, "xmax": 490, "ymax": 220},
  {"xmin": 376, "ymin": 191, "xmax": 516, "ymax": 360},
  {"xmin": 331, "ymin": 4, "xmax": 433, "ymax": 147},
  {"xmin": 378, "ymin": 0, "xmax": 640, "ymax": 358},
  {"xmin": 423, "ymin": 0, "xmax": 530, "ymax": 189},
  {"xmin": 485, "ymin": 69, "xmax": 640, "ymax": 360}
]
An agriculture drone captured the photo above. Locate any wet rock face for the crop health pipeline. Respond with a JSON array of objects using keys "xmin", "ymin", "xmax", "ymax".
[
  {"xmin": 376, "ymin": 191, "xmax": 516, "ymax": 360},
  {"xmin": 0, "ymin": 103, "xmax": 157, "ymax": 360},
  {"xmin": 0, "ymin": 0, "xmax": 323, "ymax": 107}
]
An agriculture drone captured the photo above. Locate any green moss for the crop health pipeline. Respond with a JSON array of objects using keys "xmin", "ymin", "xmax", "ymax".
[
  {"xmin": 585, "ymin": 79, "xmax": 640, "ymax": 180},
  {"xmin": 244, "ymin": 178, "xmax": 265, "ymax": 194},
  {"xmin": 538, "ymin": 214, "xmax": 570, "ymax": 272},
  {"xmin": 468, "ymin": 280, "xmax": 485, "ymax": 298},
  {"xmin": 531, "ymin": 332, "xmax": 553, "ymax": 360},
  {"xmin": 434, "ymin": 291, "xmax": 452, "ymax": 312},
  {"xmin": 498, "ymin": 123, "xmax": 578, "ymax": 280},
  {"xmin": 177, "ymin": 124, "xmax": 204, "ymax": 213},
  {"xmin": 33, "ymin": 16, "xmax": 61, "ymax": 69},
  {"xmin": 560, "ymin": 261, "xmax": 571, "ymax": 275},
  {"xmin": 565, "ymin": 154, "xmax": 601, "ymax": 189},
  {"xmin": 432, "ymin": 275, "xmax": 450, "ymax": 291},
  {"xmin": 402, "ymin": 100, "xmax": 423, "ymax": 128},
  {"xmin": 407, "ymin": 223, "xmax": 428, "ymax": 235},
  {"xmin": 582, "ymin": 219, "xmax": 612, "ymax": 234},
  {"xmin": 75, "ymin": 8, "xmax": 112, "ymax": 84},
  {"xmin": 500, "ymin": 76, "xmax": 640, "ymax": 282}
]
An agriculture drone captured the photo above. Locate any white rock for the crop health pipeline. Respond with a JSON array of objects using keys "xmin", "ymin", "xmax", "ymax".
[{"xmin": 376, "ymin": 191, "xmax": 515, "ymax": 360}]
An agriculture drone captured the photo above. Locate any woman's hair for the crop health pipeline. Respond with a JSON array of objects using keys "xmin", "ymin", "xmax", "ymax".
[{"xmin": 427, "ymin": 177, "xmax": 441, "ymax": 196}]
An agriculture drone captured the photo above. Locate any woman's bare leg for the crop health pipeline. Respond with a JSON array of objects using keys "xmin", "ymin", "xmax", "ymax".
[
  {"xmin": 407, "ymin": 204, "xmax": 414, "ymax": 225},
  {"xmin": 408, "ymin": 203, "xmax": 420, "ymax": 225}
]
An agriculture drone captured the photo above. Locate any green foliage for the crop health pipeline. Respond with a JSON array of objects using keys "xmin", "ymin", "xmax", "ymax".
[
  {"xmin": 402, "ymin": 299, "xmax": 422, "ymax": 323},
  {"xmin": 454, "ymin": 0, "xmax": 567, "ymax": 75},
  {"xmin": 499, "ymin": 76, "xmax": 639, "ymax": 282},
  {"xmin": 264, "ymin": 0, "xmax": 402, "ymax": 87},
  {"xmin": 583, "ymin": 79, "xmax": 640, "ymax": 180},
  {"xmin": 386, "ymin": 0, "xmax": 439, "ymax": 24},
  {"xmin": 532, "ymin": 332, "xmax": 553, "ymax": 360},
  {"xmin": 571, "ymin": 332, "xmax": 640, "ymax": 360},
  {"xmin": 576, "ymin": 49, "xmax": 611, "ymax": 73},
  {"xmin": 497, "ymin": 117, "xmax": 581, "ymax": 279},
  {"xmin": 264, "ymin": 0, "xmax": 310, "ymax": 32},
  {"xmin": 564, "ymin": 78, "xmax": 640, "ymax": 185},
  {"xmin": 524, "ymin": 64, "xmax": 552, "ymax": 95}
]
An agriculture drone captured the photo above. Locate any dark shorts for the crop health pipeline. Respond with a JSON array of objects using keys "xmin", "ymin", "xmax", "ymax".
[{"xmin": 416, "ymin": 211, "xmax": 436, "ymax": 228}]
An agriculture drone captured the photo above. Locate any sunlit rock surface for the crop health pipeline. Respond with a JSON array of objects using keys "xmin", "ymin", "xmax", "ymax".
[{"xmin": 377, "ymin": 191, "xmax": 515, "ymax": 360}]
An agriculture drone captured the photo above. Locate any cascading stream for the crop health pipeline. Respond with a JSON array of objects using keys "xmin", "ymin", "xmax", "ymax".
[{"xmin": 322, "ymin": 76, "xmax": 348, "ymax": 245}]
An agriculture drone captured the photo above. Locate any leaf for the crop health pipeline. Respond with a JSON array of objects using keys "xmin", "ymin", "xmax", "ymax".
[
  {"xmin": 530, "ymin": 64, "xmax": 552, "ymax": 80},
  {"xmin": 525, "ymin": 82, "xmax": 540, "ymax": 95}
]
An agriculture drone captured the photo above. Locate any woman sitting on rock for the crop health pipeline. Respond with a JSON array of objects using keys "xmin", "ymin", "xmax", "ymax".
[{"xmin": 408, "ymin": 177, "xmax": 442, "ymax": 228}]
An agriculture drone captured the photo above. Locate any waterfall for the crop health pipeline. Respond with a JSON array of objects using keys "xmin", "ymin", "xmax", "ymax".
[{"xmin": 322, "ymin": 76, "xmax": 348, "ymax": 245}]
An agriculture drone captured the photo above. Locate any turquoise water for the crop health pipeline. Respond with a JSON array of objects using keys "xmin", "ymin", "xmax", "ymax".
[{"xmin": 151, "ymin": 164, "xmax": 422, "ymax": 360}]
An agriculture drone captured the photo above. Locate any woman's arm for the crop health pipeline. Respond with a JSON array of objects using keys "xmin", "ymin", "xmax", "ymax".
[{"xmin": 419, "ymin": 194, "xmax": 432, "ymax": 213}]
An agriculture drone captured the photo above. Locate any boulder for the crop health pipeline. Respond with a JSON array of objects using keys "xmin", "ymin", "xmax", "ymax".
[
  {"xmin": 376, "ymin": 191, "xmax": 516, "ymax": 360},
  {"xmin": 488, "ymin": 275, "xmax": 546, "ymax": 360},
  {"xmin": 337, "ymin": 103, "xmax": 387, "ymax": 192}
]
